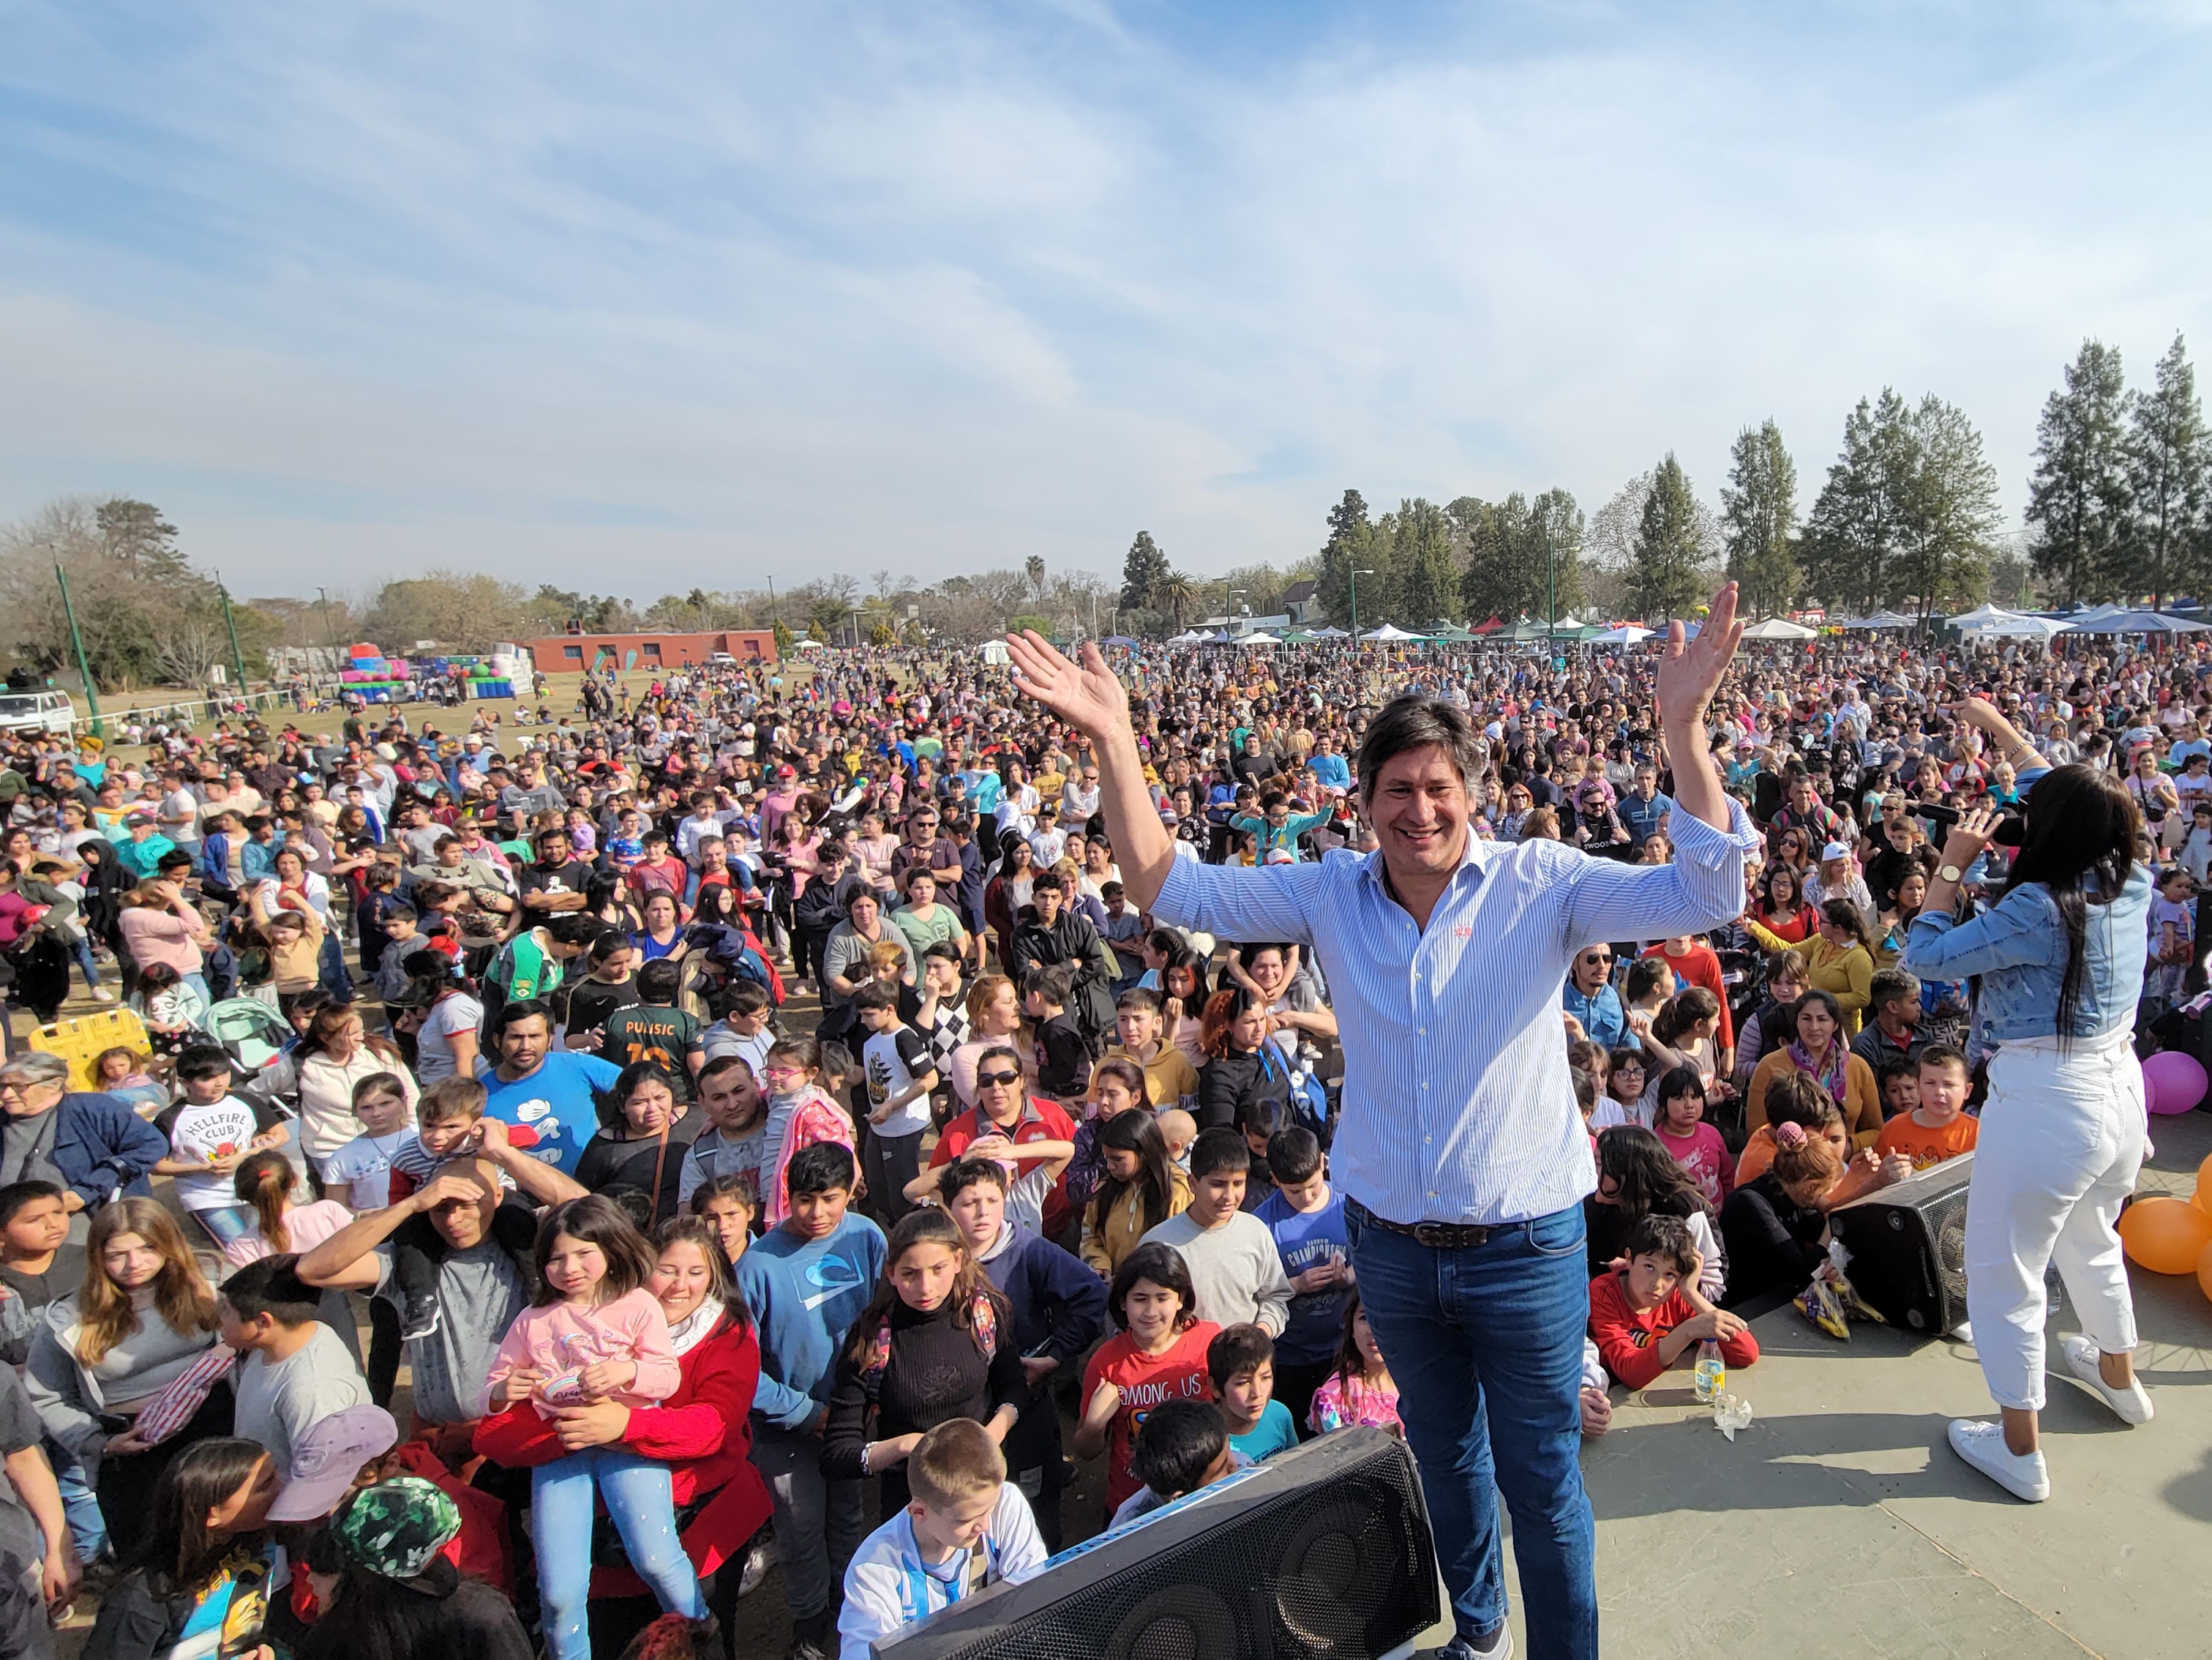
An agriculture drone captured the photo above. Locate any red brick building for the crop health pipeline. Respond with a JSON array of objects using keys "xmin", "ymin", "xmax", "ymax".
[{"xmin": 526, "ymin": 629, "xmax": 779, "ymax": 673}]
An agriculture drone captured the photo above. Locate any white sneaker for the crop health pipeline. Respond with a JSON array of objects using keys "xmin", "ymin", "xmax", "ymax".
[
  {"xmin": 1947, "ymin": 1418, "xmax": 2050, "ymax": 1502},
  {"xmin": 91, "ymin": 989, "xmax": 115, "ymax": 1003},
  {"xmin": 2058, "ymin": 1333, "xmax": 2153, "ymax": 1425}
]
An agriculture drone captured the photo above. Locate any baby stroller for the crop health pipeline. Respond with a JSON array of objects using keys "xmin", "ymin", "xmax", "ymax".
[{"xmin": 204, "ymin": 996, "xmax": 297, "ymax": 1086}]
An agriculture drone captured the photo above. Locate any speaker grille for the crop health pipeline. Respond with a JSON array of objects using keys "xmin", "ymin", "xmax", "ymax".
[{"xmin": 927, "ymin": 1457, "xmax": 1436, "ymax": 1660}]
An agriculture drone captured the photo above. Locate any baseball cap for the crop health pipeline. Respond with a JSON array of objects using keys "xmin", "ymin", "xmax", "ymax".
[
  {"xmin": 124, "ymin": 813, "xmax": 154, "ymax": 829},
  {"xmin": 269, "ymin": 1403, "xmax": 400, "ymax": 1522},
  {"xmin": 1821, "ymin": 840, "xmax": 1852, "ymax": 862}
]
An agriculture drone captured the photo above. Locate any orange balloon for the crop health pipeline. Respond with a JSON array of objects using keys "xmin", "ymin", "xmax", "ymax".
[
  {"xmin": 2195, "ymin": 1152, "xmax": 2212, "ymax": 1214},
  {"xmin": 2200, "ymin": 1236, "xmax": 2212, "ymax": 1305},
  {"xmin": 2119, "ymin": 1197, "xmax": 2212, "ymax": 1275}
]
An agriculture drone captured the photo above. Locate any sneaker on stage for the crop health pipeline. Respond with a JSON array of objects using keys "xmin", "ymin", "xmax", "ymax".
[{"xmin": 1947, "ymin": 1418, "xmax": 2050, "ymax": 1503}]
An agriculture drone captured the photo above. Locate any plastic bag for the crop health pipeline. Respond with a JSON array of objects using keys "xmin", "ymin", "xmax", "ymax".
[{"xmin": 1793, "ymin": 1242, "xmax": 1887, "ymax": 1340}]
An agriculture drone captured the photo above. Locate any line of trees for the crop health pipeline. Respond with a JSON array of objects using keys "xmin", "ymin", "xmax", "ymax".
[
  {"xmin": 10, "ymin": 335, "xmax": 2203, "ymax": 687},
  {"xmin": 1301, "ymin": 384, "xmax": 2020, "ymax": 631}
]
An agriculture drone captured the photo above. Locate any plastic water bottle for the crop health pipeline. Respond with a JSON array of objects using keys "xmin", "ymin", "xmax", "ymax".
[{"xmin": 1694, "ymin": 1339, "xmax": 1725, "ymax": 1403}]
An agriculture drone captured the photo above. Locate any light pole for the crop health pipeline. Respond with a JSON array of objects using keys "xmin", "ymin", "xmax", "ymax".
[
  {"xmin": 1348, "ymin": 567, "xmax": 1375, "ymax": 643},
  {"xmin": 1543, "ymin": 521, "xmax": 1556, "ymax": 668},
  {"xmin": 1225, "ymin": 587, "xmax": 1245, "ymax": 638}
]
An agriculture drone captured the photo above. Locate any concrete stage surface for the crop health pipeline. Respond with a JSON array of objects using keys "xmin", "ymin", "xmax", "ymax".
[{"xmin": 1501, "ymin": 1108, "xmax": 2212, "ymax": 1659}]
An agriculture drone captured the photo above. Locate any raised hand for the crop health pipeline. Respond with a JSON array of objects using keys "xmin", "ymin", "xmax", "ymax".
[
  {"xmin": 1006, "ymin": 632, "xmax": 1132, "ymax": 745},
  {"xmin": 1655, "ymin": 580, "xmax": 1744, "ymax": 739}
]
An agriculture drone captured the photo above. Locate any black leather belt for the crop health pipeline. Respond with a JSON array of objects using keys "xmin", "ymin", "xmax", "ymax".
[{"xmin": 1346, "ymin": 1197, "xmax": 1530, "ymax": 1251}]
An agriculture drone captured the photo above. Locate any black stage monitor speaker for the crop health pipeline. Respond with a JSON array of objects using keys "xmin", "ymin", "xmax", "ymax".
[
  {"xmin": 1831, "ymin": 1150, "xmax": 1974, "ymax": 1334},
  {"xmin": 873, "ymin": 1425, "xmax": 1453, "ymax": 1660}
]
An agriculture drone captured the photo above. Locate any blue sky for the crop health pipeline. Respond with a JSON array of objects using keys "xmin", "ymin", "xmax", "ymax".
[{"xmin": 4, "ymin": 1, "xmax": 2211, "ymax": 596}]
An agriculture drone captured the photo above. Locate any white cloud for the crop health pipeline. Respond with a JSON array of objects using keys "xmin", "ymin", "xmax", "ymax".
[{"xmin": 1, "ymin": 1, "xmax": 2209, "ymax": 592}]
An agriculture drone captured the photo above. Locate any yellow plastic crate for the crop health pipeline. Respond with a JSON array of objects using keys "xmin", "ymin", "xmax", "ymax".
[{"xmin": 29, "ymin": 1009, "xmax": 153, "ymax": 1091}]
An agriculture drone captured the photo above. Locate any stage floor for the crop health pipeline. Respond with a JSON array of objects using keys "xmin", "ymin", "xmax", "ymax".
[{"xmin": 1541, "ymin": 1108, "xmax": 2212, "ymax": 1660}]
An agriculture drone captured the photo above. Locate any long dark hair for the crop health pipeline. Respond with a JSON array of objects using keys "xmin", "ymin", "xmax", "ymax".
[
  {"xmin": 845, "ymin": 1209, "xmax": 1008, "ymax": 1364},
  {"xmin": 530, "ymin": 1194, "xmax": 658, "ymax": 1307},
  {"xmin": 2000, "ymin": 763, "xmax": 2140, "ymax": 1043},
  {"xmin": 1594, "ymin": 1124, "xmax": 1710, "ymax": 1220},
  {"xmin": 1090, "ymin": 1108, "xmax": 1177, "ymax": 1239},
  {"xmin": 129, "ymin": 1437, "xmax": 271, "ymax": 1591}
]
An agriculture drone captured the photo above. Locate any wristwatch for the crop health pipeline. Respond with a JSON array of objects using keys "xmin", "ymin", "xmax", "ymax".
[{"xmin": 1937, "ymin": 863, "xmax": 1964, "ymax": 883}]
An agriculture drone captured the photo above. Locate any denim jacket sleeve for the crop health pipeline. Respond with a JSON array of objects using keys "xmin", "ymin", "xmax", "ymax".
[{"xmin": 1898, "ymin": 887, "xmax": 2057, "ymax": 981}]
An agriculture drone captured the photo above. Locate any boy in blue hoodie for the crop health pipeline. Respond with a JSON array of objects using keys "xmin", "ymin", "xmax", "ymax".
[
  {"xmin": 937, "ymin": 1155, "xmax": 1107, "ymax": 1550},
  {"xmin": 737, "ymin": 1141, "xmax": 888, "ymax": 1660}
]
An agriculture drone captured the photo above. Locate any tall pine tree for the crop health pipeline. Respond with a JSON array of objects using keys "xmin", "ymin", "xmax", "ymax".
[
  {"xmin": 1394, "ymin": 498, "xmax": 1457, "ymax": 627},
  {"xmin": 2025, "ymin": 340, "xmax": 2130, "ymax": 603},
  {"xmin": 2121, "ymin": 334, "xmax": 2210, "ymax": 610},
  {"xmin": 1720, "ymin": 420, "xmax": 1799, "ymax": 616},
  {"xmin": 1894, "ymin": 395, "xmax": 2000, "ymax": 625},
  {"xmin": 1316, "ymin": 490, "xmax": 1385, "ymax": 629},
  {"xmin": 1120, "ymin": 531, "xmax": 1169, "ymax": 613},
  {"xmin": 1801, "ymin": 391, "xmax": 1912, "ymax": 616},
  {"xmin": 1627, "ymin": 456, "xmax": 1708, "ymax": 621}
]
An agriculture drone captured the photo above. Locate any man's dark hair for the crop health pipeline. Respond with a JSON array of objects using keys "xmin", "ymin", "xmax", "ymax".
[
  {"xmin": 1264, "ymin": 1127, "xmax": 1323, "ymax": 1186},
  {"xmin": 1129, "ymin": 1399, "xmax": 1229, "ymax": 1500},
  {"xmin": 1188, "ymin": 1126, "xmax": 1251, "ymax": 1181},
  {"xmin": 220, "ymin": 1255, "xmax": 321, "ymax": 1328},
  {"xmin": 1029, "ymin": 870, "xmax": 1068, "ymax": 898},
  {"xmin": 493, "ymin": 998, "xmax": 556, "ymax": 1036},
  {"xmin": 1207, "ymin": 1322, "xmax": 1275, "ymax": 1391},
  {"xmin": 1354, "ymin": 695, "xmax": 1485, "ymax": 804},
  {"xmin": 786, "ymin": 1140, "xmax": 858, "ymax": 1197},
  {"xmin": 637, "ymin": 959, "xmax": 683, "ymax": 1003},
  {"xmin": 1116, "ymin": 987, "xmax": 1161, "ymax": 1014},
  {"xmin": 1235, "ymin": 941, "xmax": 1292, "ymax": 969}
]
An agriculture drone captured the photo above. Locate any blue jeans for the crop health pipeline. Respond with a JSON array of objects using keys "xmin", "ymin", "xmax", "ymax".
[
  {"xmin": 48, "ymin": 1443, "xmax": 105, "ymax": 1563},
  {"xmin": 531, "ymin": 1446, "xmax": 703, "ymax": 1660},
  {"xmin": 1345, "ymin": 1202, "xmax": 1597, "ymax": 1660},
  {"xmin": 66, "ymin": 937, "xmax": 100, "ymax": 992},
  {"xmin": 188, "ymin": 1205, "xmax": 257, "ymax": 1251}
]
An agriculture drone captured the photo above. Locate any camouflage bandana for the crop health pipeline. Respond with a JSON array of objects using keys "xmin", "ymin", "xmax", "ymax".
[{"xmin": 333, "ymin": 1476, "xmax": 462, "ymax": 1580}]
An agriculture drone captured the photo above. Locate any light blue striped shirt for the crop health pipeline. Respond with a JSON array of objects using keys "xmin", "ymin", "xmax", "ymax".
[{"xmin": 1154, "ymin": 802, "xmax": 1761, "ymax": 1226}]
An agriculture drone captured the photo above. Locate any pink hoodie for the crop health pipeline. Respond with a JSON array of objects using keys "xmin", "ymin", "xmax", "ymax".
[{"xmin": 483, "ymin": 1287, "xmax": 681, "ymax": 1418}]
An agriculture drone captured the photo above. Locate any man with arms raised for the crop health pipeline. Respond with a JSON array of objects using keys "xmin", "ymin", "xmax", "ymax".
[{"xmin": 1007, "ymin": 583, "xmax": 1752, "ymax": 1660}]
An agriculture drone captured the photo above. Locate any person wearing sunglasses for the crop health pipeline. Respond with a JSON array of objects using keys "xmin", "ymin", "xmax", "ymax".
[
  {"xmin": 1561, "ymin": 948, "xmax": 1625, "ymax": 1049},
  {"xmin": 910, "ymin": 1047, "xmax": 1077, "ymax": 1244}
]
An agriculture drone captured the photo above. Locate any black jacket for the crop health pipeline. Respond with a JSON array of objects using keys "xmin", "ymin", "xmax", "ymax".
[{"xmin": 1196, "ymin": 1044, "xmax": 1291, "ymax": 1135}]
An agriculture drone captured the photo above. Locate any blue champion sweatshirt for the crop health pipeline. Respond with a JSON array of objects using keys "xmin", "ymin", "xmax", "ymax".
[{"xmin": 735, "ymin": 1212, "xmax": 888, "ymax": 1433}]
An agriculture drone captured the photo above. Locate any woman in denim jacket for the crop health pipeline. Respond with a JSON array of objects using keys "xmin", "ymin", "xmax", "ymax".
[{"xmin": 1901, "ymin": 727, "xmax": 2156, "ymax": 1506}]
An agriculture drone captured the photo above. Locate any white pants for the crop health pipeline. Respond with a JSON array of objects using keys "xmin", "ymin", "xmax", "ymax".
[{"xmin": 1965, "ymin": 1028, "xmax": 2145, "ymax": 1411}]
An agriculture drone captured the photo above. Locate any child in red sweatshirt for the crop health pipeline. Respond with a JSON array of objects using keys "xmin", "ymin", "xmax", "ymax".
[{"xmin": 1588, "ymin": 1213, "xmax": 1759, "ymax": 1390}]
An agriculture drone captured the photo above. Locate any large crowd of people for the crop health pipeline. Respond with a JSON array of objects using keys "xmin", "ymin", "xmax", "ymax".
[{"xmin": 0, "ymin": 598, "xmax": 2189, "ymax": 1659}]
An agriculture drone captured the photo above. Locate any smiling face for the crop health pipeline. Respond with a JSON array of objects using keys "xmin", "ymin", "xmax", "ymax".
[
  {"xmin": 648, "ymin": 1238, "xmax": 719, "ymax": 1324},
  {"xmin": 1368, "ymin": 744, "xmax": 1469, "ymax": 886}
]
